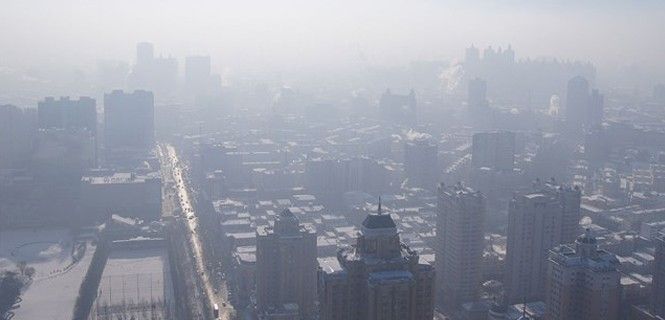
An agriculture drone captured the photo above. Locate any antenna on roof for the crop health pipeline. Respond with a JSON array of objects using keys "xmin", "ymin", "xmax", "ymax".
[{"xmin": 378, "ymin": 196, "xmax": 382, "ymax": 215}]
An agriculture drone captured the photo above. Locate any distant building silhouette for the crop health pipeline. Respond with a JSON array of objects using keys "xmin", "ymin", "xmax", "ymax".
[
  {"xmin": 185, "ymin": 55, "xmax": 221, "ymax": 101},
  {"xmin": 545, "ymin": 230, "xmax": 621, "ymax": 320},
  {"xmin": 468, "ymin": 77, "xmax": 489, "ymax": 111},
  {"xmin": 128, "ymin": 42, "xmax": 178, "ymax": 100},
  {"xmin": 379, "ymin": 89, "xmax": 417, "ymax": 124},
  {"xmin": 256, "ymin": 209, "xmax": 317, "ymax": 319},
  {"xmin": 103, "ymin": 90, "xmax": 155, "ymax": 164},
  {"xmin": 471, "ymin": 131, "xmax": 515, "ymax": 172},
  {"xmin": 0, "ymin": 105, "xmax": 35, "ymax": 169},
  {"xmin": 38, "ymin": 96, "xmax": 96, "ymax": 134},
  {"xmin": 404, "ymin": 133, "xmax": 438, "ymax": 190},
  {"xmin": 436, "ymin": 183, "xmax": 485, "ymax": 309},
  {"xmin": 318, "ymin": 203, "xmax": 435, "ymax": 320},
  {"xmin": 565, "ymin": 76, "xmax": 604, "ymax": 133}
]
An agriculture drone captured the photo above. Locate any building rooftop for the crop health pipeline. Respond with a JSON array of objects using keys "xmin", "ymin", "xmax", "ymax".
[{"xmin": 361, "ymin": 213, "xmax": 396, "ymax": 229}]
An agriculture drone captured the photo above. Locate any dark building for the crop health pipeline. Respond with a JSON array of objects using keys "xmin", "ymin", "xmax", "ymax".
[
  {"xmin": 565, "ymin": 76, "xmax": 604, "ymax": 133},
  {"xmin": 318, "ymin": 204, "xmax": 435, "ymax": 320},
  {"xmin": 37, "ymin": 96, "xmax": 96, "ymax": 134},
  {"xmin": 379, "ymin": 89, "xmax": 417, "ymax": 124},
  {"xmin": 256, "ymin": 209, "xmax": 318, "ymax": 319},
  {"xmin": 0, "ymin": 105, "xmax": 35, "ymax": 169},
  {"xmin": 436, "ymin": 183, "xmax": 485, "ymax": 310},
  {"xmin": 185, "ymin": 55, "xmax": 217, "ymax": 99},
  {"xmin": 128, "ymin": 42, "xmax": 178, "ymax": 100},
  {"xmin": 79, "ymin": 172, "xmax": 162, "ymax": 223},
  {"xmin": 404, "ymin": 134, "xmax": 438, "ymax": 190},
  {"xmin": 468, "ymin": 77, "xmax": 489, "ymax": 111},
  {"xmin": 103, "ymin": 90, "xmax": 155, "ymax": 151},
  {"xmin": 471, "ymin": 131, "xmax": 515, "ymax": 172}
]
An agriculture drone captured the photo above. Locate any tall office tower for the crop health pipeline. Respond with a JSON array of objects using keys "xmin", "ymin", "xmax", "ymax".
[
  {"xmin": 185, "ymin": 55, "xmax": 212, "ymax": 96},
  {"xmin": 129, "ymin": 42, "xmax": 178, "ymax": 100},
  {"xmin": 565, "ymin": 76, "xmax": 604, "ymax": 133},
  {"xmin": 588, "ymin": 89, "xmax": 604, "ymax": 128},
  {"xmin": 103, "ymin": 90, "xmax": 155, "ymax": 150},
  {"xmin": 318, "ymin": 205, "xmax": 435, "ymax": 320},
  {"xmin": 504, "ymin": 181, "xmax": 582, "ymax": 304},
  {"xmin": 136, "ymin": 42, "xmax": 154, "ymax": 66},
  {"xmin": 565, "ymin": 76, "xmax": 589, "ymax": 131},
  {"xmin": 256, "ymin": 209, "xmax": 317, "ymax": 319},
  {"xmin": 0, "ymin": 105, "xmax": 35, "ymax": 169},
  {"xmin": 467, "ymin": 77, "xmax": 488, "ymax": 110},
  {"xmin": 545, "ymin": 230, "xmax": 621, "ymax": 320},
  {"xmin": 653, "ymin": 233, "xmax": 665, "ymax": 317},
  {"xmin": 436, "ymin": 183, "xmax": 485, "ymax": 309},
  {"xmin": 379, "ymin": 89, "xmax": 417, "ymax": 124},
  {"xmin": 404, "ymin": 133, "xmax": 438, "ymax": 190},
  {"xmin": 465, "ymin": 45, "xmax": 480, "ymax": 65},
  {"xmin": 471, "ymin": 131, "xmax": 515, "ymax": 171},
  {"xmin": 37, "ymin": 96, "xmax": 97, "ymax": 134}
]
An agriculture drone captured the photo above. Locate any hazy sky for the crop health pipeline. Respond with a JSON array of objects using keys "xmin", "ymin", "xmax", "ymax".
[{"xmin": 1, "ymin": 0, "xmax": 664, "ymax": 73}]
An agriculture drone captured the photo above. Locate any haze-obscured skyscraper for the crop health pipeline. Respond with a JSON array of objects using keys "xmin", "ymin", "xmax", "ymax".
[
  {"xmin": 471, "ymin": 131, "xmax": 515, "ymax": 172},
  {"xmin": 436, "ymin": 183, "xmax": 485, "ymax": 309},
  {"xmin": 128, "ymin": 42, "xmax": 178, "ymax": 100},
  {"xmin": 565, "ymin": 76, "xmax": 604, "ymax": 133},
  {"xmin": 103, "ymin": 90, "xmax": 154, "ymax": 151},
  {"xmin": 318, "ymin": 204, "xmax": 435, "ymax": 320},
  {"xmin": 0, "ymin": 105, "xmax": 35, "ymax": 169},
  {"xmin": 185, "ymin": 55, "xmax": 211, "ymax": 95},
  {"xmin": 379, "ymin": 89, "xmax": 417, "ymax": 124},
  {"xmin": 256, "ymin": 209, "xmax": 317, "ymax": 319},
  {"xmin": 38, "ymin": 96, "xmax": 96, "ymax": 134},
  {"xmin": 545, "ymin": 230, "xmax": 621, "ymax": 320},
  {"xmin": 504, "ymin": 181, "xmax": 582, "ymax": 304},
  {"xmin": 404, "ymin": 133, "xmax": 438, "ymax": 190},
  {"xmin": 468, "ymin": 77, "xmax": 488, "ymax": 110}
]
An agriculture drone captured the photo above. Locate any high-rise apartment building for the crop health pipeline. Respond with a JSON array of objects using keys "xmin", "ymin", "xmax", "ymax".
[
  {"xmin": 471, "ymin": 131, "xmax": 515, "ymax": 172},
  {"xmin": 404, "ymin": 135, "xmax": 438, "ymax": 190},
  {"xmin": 436, "ymin": 183, "xmax": 485, "ymax": 309},
  {"xmin": 128, "ymin": 42, "xmax": 178, "ymax": 100},
  {"xmin": 103, "ymin": 90, "xmax": 155, "ymax": 151},
  {"xmin": 256, "ymin": 209, "xmax": 317, "ymax": 319},
  {"xmin": 379, "ymin": 89, "xmax": 417, "ymax": 124},
  {"xmin": 38, "ymin": 96, "xmax": 96, "ymax": 134},
  {"xmin": 565, "ymin": 76, "xmax": 604, "ymax": 133},
  {"xmin": 468, "ymin": 77, "xmax": 488, "ymax": 110},
  {"xmin": 545, "ymin": 230, "xmax": 621, "ymax": 320},
  {"xmin": 318, "ymin": 205, "xmax": 435, "ymax": 320},
  {"xmin": 504, "ymin": 181, "xmax": 582, "ymax": 304}
]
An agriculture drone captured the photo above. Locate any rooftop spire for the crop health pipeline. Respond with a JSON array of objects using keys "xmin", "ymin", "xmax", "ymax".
[{"xmin": 378, "ymin": 196, "xmax": 382, "ymax": 215}]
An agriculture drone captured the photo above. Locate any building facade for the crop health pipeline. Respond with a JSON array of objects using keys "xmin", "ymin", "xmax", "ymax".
[
  {"xmin": 256, "ymin": 209, "xmax": 317, "ymax": 319},
  {"xmin": 103, "ymin": 90, "xmax": 155, "ymax": 151},
  {"xmin": 318, "ymin": 206, "xmax": 435, "ymax": 320},
  {"xmin": 436, "ymin": 183, "xmax": 485, "ymax": 309},
  {"xmin": 545, "ymin": 230, "xmax": 621, "ymax": 320},
  {"xmin": 504, "ymin": 181, "xmax": 582, "ymax": 304}
]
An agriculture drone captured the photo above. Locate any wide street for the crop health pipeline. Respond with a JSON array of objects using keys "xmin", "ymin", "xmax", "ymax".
[{"xmin": 160, "ymin": 143, "xmax": 234, "ymax": 320}]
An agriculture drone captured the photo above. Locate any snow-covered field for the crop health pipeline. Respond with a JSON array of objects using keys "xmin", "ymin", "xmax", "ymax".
[
  {"xmin": 0, "ymin": 228, "xmax": 96, "ymax": 320},
  {"xmin": 97, "ymin": 247, "xmax": 172, "ymax": 307}
]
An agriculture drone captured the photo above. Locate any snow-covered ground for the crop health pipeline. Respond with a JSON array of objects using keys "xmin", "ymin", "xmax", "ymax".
[
  {"xmin": 0, "ymin": 228, "xmax": 96, "ymax": 320},
  {"xmin": 97, "ymin": 247, "xmax": 172, "ymax": 307}
]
